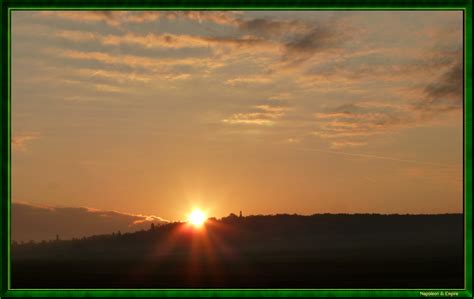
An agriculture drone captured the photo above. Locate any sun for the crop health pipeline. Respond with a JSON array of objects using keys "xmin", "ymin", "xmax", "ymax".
[{"xmin": 188, "ymin": 209, "xmax": 207, "ymax": 227}]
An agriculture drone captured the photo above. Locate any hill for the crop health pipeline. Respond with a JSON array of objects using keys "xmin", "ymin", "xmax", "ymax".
[{"xmin": 12, "ymin": 213, "xmax": 464, "ymax": 288}]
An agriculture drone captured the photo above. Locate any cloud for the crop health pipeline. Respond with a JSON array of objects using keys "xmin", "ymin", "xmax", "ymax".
[
  {"xmin": 304, "ymin": 45, "xmax": 462, "ymax": 149},
  {"xmin": 40, "ymin": 11, "xmax": 129, "ymax": 27},
  {"xmin": 329, "ymin": 140, "xmax": 367, "ymax": 149},
  {"xmin": 237, "ymin": 15, "xmax": 348, "ymax": 67},
  {"xmin": 54, "ymin": 29, "xmax": 278, "ymax": 57},
  {"xmin": 286, "ymin": 137, "xmax": 301, "ymax": 143},
  {"xmin": 40, "ymin": 11, "xmax": 242, "ymax": 27},
  {"xmin": 19, "ymin": 11, "xmax": 463, "ymax": 147},
  {"xmin": 102, "ymin": 32, "xmax": 212, "ymax": 49},
  {"xmin": 12, "ymin": 133, "xmax": 40, "ymax": 152},
  {"xmin": 397, "ymin": 165, "xmax": 462, "ymax": 186},
  {"xmin": 47, "ymin": 12, "xmax": 344, "ymax": 67},
  {"xmin": 101, "ymin": 32, "xmax": 276, "ymax": 53},
  {"xmin": 52, "ymin": 48, "xmax": 220, "ymax": 75},
  {"xmin": 55, "ymin": 30, "xmax": 99, "ymax": 42},
  {"xmin": 175, "ymin": 11, "xmax": 242, "ymax": 26},
  {"xmin": 222, "ymin": 113, "xmax": 276, "ymax": 126},
  {"xmin": 38, "ymin": 12, "xmax": 352, "ymax": 88},
  {"xmin": 225, "ymin": 75, "xmax": 273, "ymax": 86},
  {"xmin": 76, "ymin": 68, "xmax": 152, "ymax": 83},
  {"xmin": 284, "ymin": 26, "xmax": 335, "ymax": 56},
  {"xmin": 280, "ymin": 20, "xmax": 351, "ymax": 67},
  {"xmin": 298, "ymin": 47, "xmax": 462, "ymax": 96},
  {"xmin": 269, "ymin": 93, "xmax": 293, "ymax": 101},
  {"xmin": 312, "ymin": 84, "xmax": 461, "ymax": 149},
  {"xmin": 238, "ymin": 18, "xmax": 310, "ymax": 38},
  {"xmin": 11, "ymin": 202, "xmax": 169, "ymax": 242},
  {"xmin": 222, "ymin": 104, "xmax": 287, "ymax": 126},
  {"xmin": 418, "ymin": 60, "xmax": 463, "ymax": 112},
  {"xmin": 93, "ymin": 83, "xmax": 127, "ymax": 93},
  {"xmin": 312, "ymin": 102, "xmax": 413, "ymax": 148},
  {"xmin": 303, "ymin": 52, "xmax": 448, "ymax": 85},
  {"xmin": 296, "ymin": 146, "xmax": 456, "ymax": 167}
]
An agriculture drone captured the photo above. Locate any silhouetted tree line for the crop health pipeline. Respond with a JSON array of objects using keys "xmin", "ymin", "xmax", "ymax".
[{"xmin": 12, "ymin": 213, "xmax": 463, "ymax": 261}]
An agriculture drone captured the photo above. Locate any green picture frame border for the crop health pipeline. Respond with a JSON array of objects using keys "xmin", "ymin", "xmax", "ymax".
[{"xmin": 0, "ymin": 0, "xmax": 471, "ymax": 297}]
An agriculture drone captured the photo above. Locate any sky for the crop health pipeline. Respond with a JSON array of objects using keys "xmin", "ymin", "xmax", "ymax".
[{"xmin": 11, "ymin": 10, "xmax": 464, "ymax": 229}]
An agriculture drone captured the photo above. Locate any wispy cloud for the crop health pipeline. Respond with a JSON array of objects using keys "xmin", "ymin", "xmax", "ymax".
[
  {"xmin": 12, "ymin": 202, "xmax": 169, "ymax": 242},
  {"xmin": 302, "ymin": 47, "xmax": 460, "ymax": 87},
  {"xmin": 238, "ymin": 17, "xmax": 311, "ymax": 37},
  {"xmin": 225, "ymin": 75, "xmax": 273, "ymax": 86},
  {"xmin": 296, "ymin": 147, "xmax": 456, "ymax": 167},
  {"xmin": 45, "ymin": 11, "xmax": 345, "ymax": 67},
  {"xmin": 312, "ymin": 102, "xmax": 411, "ymax": 148},
  {"xmin": 55, "ymin": 29, "xmax": 279, "ymax": 56},
  {"xmin": 51, "ymin": 48, "xmax": 219, "ymax": 78},
  {"xmin": 40, "ymin": 11, "xmax": 242, "ymax": 27},
  {"xmin": 77, "ymin": 68, "xmax": 152, "ymax": 83},
  {"xmin": 418, "ymin": 59, "xmax": 463, "ymax": 112},
  {"xmin": 397, "ymin": 165, "xmax": 462, "ymax": 186},
  {"xmin": 329, "ymin": 140, "xmax": 367, "ymax": 150},
  {"xmin": 12, "ymin": 132, "xmax": 40, "ymax": 152},
  {"xmin": 269, "ymin": 93, "xmax": 293, "ymax": 101},
  {"xmin": 223, "ymin": 104, "xmax": 288, "ymax": 126},
  {"xmin": 40, "ymin": 11, "xmax": 129, "ymax": 26},
  {"xmin": 310, "ymin": 48, "xmax": 463, "ymax": 150}
]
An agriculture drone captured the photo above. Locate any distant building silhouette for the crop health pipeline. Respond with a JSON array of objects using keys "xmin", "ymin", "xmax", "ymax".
[
  {"xmin": 239, "ymin": 211, "xmax": 242, "ymax": 218},
  {"xmin": 150, "ymin": 223, "xmax": 155, "ymax": 231},
  {"xmin": 56, "ymin": 234, "xmax": 59, "ymax": 241},
  {"xmin": 222, "ymin": 213, "xmax": 239, "ymax": 223}
]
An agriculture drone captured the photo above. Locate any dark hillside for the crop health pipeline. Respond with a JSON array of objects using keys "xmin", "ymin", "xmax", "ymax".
[{"xmin": 12, "ymin": 214, "xmax": 464, "ymax": 288}]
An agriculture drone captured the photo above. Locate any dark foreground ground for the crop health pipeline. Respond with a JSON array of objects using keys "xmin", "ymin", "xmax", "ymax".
[{"xmin": 12, "ymin": 214, "xmax": 464, "ymax": 289}]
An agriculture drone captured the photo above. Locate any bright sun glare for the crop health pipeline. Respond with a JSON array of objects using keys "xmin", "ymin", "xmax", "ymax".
[{"xmin": 188, "ymin": 209, "xmax": 207, "ymax": 227}]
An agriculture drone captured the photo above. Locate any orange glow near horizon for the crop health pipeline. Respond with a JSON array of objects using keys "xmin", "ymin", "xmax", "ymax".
[
  {"xmin": 188, "ymin": 209, "xmax": 207, "ymax": 228},
  {"xmin": 10, "ymin": 11, "xmax": 464, "ymax": 229}
]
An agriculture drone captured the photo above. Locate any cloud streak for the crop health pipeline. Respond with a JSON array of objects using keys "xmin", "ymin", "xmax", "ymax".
[
  {"xmin": 40, "ymin": 11, "xmax": 242, "ymax": 27},
  {"xmin": 296, "ymin": 147, "xmax": 456, "ymax": 167},
  {"xmin": 12, "ymin": 202, "xmax": 169, "ymax": 242},
  {"xmin": 418, "ymin": 60, "xmax": 463, "ymax": 112},
  {"xmin": 223, "ymin": 104, "xmax": 288, "ymax": 126},
  {"xmin": 12, "ymin": 133, "xmax": 41, "ymax": 152},
  {"xmin": 312, "ymin": 102, "xmax": 412, "ymax": 148}
]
